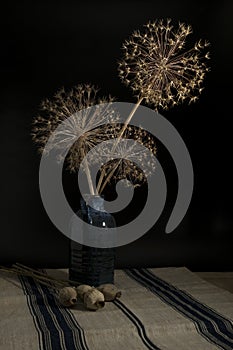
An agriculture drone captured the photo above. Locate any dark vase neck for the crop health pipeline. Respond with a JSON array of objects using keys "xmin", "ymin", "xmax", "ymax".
[{"xmin": 80, "ymin": 194, "xmax": 105, "ymax": 212}]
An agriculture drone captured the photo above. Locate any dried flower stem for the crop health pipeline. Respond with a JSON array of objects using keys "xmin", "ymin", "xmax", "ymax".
[
  {"xmin": 99, "ymin": 159, "xmax": 122, "ymax": 194},
  {"xmin": 0, "ymin": 267, "xmax": 59, "ymax": 288},
  {"xmin": 96, "ymin": 96, "xmax": 144, "ymax": 194},
  {"xmin": 13, "ymin": 263, "xmax": 67, "ymax": 285},
  {"xmin": 114, "ymin": 97, "xmax": 144, "ymax": 148},
  {"xmin": 84, "ymin": 160, "xmax": 95, "ymax": 195},
  {"xmin": 81, "ymin": 149, "xmax": 95, "ymax": 195},
  {"xmin": 1, "ymin": 266, "xmax": 64, "ymax": 288},
  {"xmin": 13, "ymin": 263, "xmax": 78, "ymax": 286},
  {"xmin": 0, "ymin": 263, "xmax": 78, "ymax": 289}
]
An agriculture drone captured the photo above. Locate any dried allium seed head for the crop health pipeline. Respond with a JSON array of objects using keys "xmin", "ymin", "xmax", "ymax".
[
  {"xmin": 118, "ymin": 19, "xmax": 210, "ymax": 110},
  {"xmin": 99, "ymin": 126, "xmax": 157, "ymax": 187},
  {"xmin": 31, "ymin": 84, "xmax": 118, "ymax": 172}
]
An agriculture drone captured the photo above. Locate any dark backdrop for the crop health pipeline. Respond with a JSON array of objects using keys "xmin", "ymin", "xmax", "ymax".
[{"xmin": 1, "ymin": 0, "xmax": 232, "ymax": 270}]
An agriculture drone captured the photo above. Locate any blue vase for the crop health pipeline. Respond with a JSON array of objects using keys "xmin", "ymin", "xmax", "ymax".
[{"xmin": 69, "ymin": 195, "xmax": 116, "ymax": 286}]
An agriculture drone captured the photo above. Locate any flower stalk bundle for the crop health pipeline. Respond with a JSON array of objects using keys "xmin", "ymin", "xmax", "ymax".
[
  {"xmin": 32, "ymin": 19, "xmax": 209, "ymax": 195},
  {"xmin": 0, "ymin": 263, "xmax": 75, "ymax": 288}
]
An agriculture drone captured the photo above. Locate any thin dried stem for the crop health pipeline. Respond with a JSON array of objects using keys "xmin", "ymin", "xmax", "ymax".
[
  {"xmin": 99, "ymin": 159, "xmax": 122, "ymax": 194},
  {"xmin": 0, "ymin": 263, "xmax": 78, "ymax": 289},
  {"xmin": 96, "ymin": 97, "xmax": 144, "ymax": 194},
  {"xmin": 114, "ymin": 97, "xmax": 144, "ymax": 146},
  {"xmin": 81, "ymin": 149, "xmax": 95, "ymax": 195}
]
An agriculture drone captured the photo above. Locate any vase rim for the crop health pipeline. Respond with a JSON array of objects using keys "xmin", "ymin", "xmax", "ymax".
[{"xmin": 81, "ymin": 194, "xmax": 105, "ymax": 210}]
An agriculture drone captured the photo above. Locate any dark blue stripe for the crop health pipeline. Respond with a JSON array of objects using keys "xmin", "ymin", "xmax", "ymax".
[
  {"xmin": 125, "ymin": 269, "xmax": 233, "ymax": 350},
  {"xmin": 41, "ymin": 270, "xmax": 88, "ymax": 350},
  {"xmin": 53, "ymin": 299, "xmax": 88, "ymax": 350},
  {"xmin": 144, "ymin": 268, "xmax": 233, "ymax": 338},
  {"xmin": 20, "ymin": 276, "xmax": 46, "ymax": 350},
  {"xmin": 38, "ymin": 282, "xmax": 86, "ymax": 350},
  {"xmin": 20, "ymin": 276, "xmax": 59, "ymax": 349},
  {"xmin": 114, "ymin": 299, "xmax": 161, "ymax": 350},
  {"xmin": 20, "ymin": 276, "xmax": 87, "ymax": 350}
]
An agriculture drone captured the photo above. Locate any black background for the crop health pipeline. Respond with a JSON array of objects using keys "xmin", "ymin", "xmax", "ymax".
[{"xmin": 0, "ymin": 0, "xmax": 233, "ymax": 270}]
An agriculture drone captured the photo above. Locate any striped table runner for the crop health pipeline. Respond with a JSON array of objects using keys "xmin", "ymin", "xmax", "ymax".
[{"xmin": 1, "ymin": 267, "xmax": 233, "ymax": 350}]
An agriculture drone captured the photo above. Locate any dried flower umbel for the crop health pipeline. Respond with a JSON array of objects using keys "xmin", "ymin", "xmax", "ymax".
[
  {"xmin": 32, "ymin": 84, "xmax": 116, "ymax": 167},
  {"xmin": 32, "ymin": 84, "xmax": 157, "ymax": 194},
  {"xmin": 97, "ymin": 126, "xmax": 157, "ymax": 192},
  {"xmin": 118, "ymin": 19, "xmax": 210, "ymax": 110},
  {"xmin": 32, "ymin": 84, "xmax": 118, "ymax": 194},
  {"xmin": 32, "ymin": 19, "xmax": 209, "ymax": 195},
  {"xmin": 97, "ymin": 19, "xmax": 210, "ymax": 193}
]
